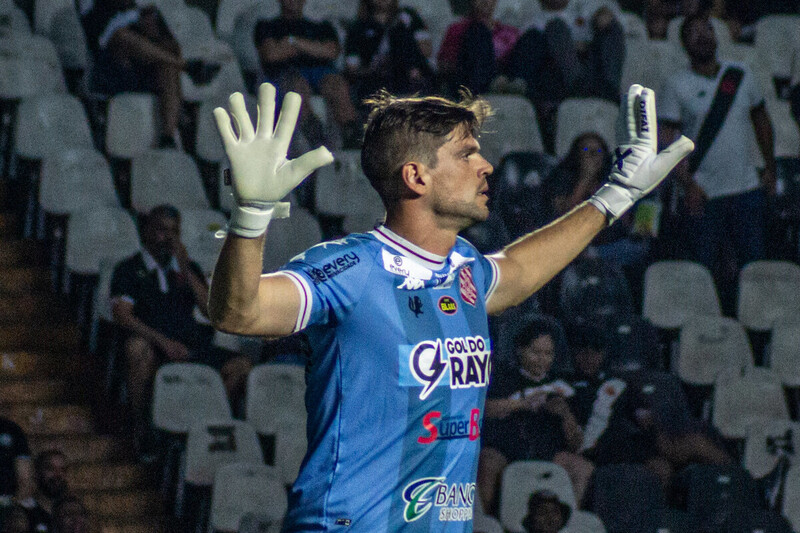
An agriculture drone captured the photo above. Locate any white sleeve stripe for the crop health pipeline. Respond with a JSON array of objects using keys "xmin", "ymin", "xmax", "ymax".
[
  {"xmin": 485, "ymin": 256, "xmax": 500, "ymax": 302},
  {"xmin": 275, "ymin": 271, "xmax": 312, "ymax": 331}
]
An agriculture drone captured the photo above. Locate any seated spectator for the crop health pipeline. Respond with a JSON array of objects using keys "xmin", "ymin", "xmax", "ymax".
[
  {"xmin": 437, "ymin": 0, "xmax": 520, "ymax": 95},
  {"xmin": 80, "ymin": 0, "xmax": 199, "ymax": 148},
  {"xmin": 344, "ymin": 0, "xmax": 435, "ymax": 100},
  {"xmin": 254, "ymin": 0, "xmax": 361, "ymax": 149},
  {"xmin": 544, "ymin": 132, "xmax": 649, "ymax": 270},
  {"xmin": 478, "ymin": 317, "xmax": 593, "ymax": 514},
  {"xmin": 110, "ymin": 205, "xmax": 251, "ymax": 450},
  {"xmin": 521, "ymin": 490, "xmax": 571, "ymax": 533},
  {"xmin": 0, "ymin": 416, "xmax": 33, "ymax": 502},
  {"xmin": 51, "ymin": 496, "xmax": 89, "ymax": 533},
  {"xmin": 19, "ymin": 450, "xmax": 70, "ymax": 532}
]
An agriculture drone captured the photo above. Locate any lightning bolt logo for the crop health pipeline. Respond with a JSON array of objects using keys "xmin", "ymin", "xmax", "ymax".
[{"xmin": 409, "ymin": 340, "xmax": 447, "ymax": 400}]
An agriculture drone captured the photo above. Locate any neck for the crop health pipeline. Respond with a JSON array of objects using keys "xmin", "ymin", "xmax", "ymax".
[
  {"xmin": 384, "ymin": 206, "xmax": 459, "ymax": 258},
  {"xmin": 373, "ymin": 9, "xmax": 390, "ymax": 23},
  {"xmin": 282, "ymin": 10, "xmax": 302, "ymax": 20},
  {"xmin": 691, "ymin": 58, "xmax": 720, "ymax": 78}
]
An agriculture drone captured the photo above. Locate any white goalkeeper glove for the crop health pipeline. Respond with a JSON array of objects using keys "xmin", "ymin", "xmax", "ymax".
[
  {"xmin": 588, "ymin": 84, "xmax": 694, "ymax": 224},
  {"xmin": 213, "ymin": 83, "xmax": 334, "ymax": 237}
]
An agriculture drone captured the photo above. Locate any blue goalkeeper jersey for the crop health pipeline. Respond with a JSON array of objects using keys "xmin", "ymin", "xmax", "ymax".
[{"xmin": 276, "ymin": 225, "xmax": 499, "ymax": 532}]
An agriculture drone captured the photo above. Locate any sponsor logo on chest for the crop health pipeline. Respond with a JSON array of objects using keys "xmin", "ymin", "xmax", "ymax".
[
  {"xmin": 402, "ymin": 336, "xmax": 491, "ymax": 400},
  {"xmin": 402, "ymin": 477, "xmax": 475, "ymax": 523},
  {"xmin": 417, "ymin": 409, "xmax": 481, "ymax": 444}
]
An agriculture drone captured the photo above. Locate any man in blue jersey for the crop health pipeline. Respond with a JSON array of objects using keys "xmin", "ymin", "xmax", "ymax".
[{"xmin": 208, "ymin": 83, "xmax": 693, "ymax": 531}]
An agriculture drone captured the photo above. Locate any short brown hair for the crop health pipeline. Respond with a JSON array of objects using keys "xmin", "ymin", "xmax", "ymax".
[{"xmin": 361, "ymin": 90, "xmax": 491, "ymax": 207}]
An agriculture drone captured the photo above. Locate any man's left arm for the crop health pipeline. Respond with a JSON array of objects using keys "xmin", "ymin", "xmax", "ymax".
[
  {"xmin": 175, "ymin": 243, "xmax": 209, "ymax": 317},
  {"xmin": 293, "ymin": 22, "xmax": 340, "ymax": 61},
  {"xmin": 486, "ymin": 85, "xmax": 694, "ymax": 315},
  {"xmin": 750, "ymin": 103, "xmax": 777, "ymax": 195}
]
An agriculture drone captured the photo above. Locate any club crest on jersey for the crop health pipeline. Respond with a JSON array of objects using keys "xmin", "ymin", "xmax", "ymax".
[
  {"xmin": 458, "ymin": 266, "xmax": 478, "ymax": 306},
  {"xmin": 406, "ymin": 337, "xmax": 491, "ymax": 400},
  {"xmin": 402, "ymin": 477, "xmax": 475, "ymax": 523}
]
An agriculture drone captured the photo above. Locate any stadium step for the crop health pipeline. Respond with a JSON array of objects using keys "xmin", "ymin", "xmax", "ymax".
[
  {"xmin": 81, "ymin": 489, "xmax": 164, "ymax": 519},
  {"xmin": 0, "ymin": 239, "xmax": 44, "ymax": 267},
  {"xmin": 0, "ymin": 265, "xmax": 50, "ymax": 293},
  {"xmin": 0, "ymin": 378, "xmax": 69, "ymax": 405},
  {"xmin": 29, "ymin": 434, "xmax": 130, "ymax": 464},
  {"xmin": 1, "ymin": 404, "xmax": 94, "ymax": 436},
  {"xmin": 0, "ymin": 351, "xmax": 66, "ymax": 379},
  {"xmin": 0, "ymin": 291, "xmax": 72, "ymax": 324},
  {"xmin": 68, "ymin": 463, "xmax": 153, "ymax": 492},
  {"xmin": 0, "ymin": 212, "xmax": 17, "ymax": 236},
  {"xmin": 94, "ymin": 517, "xmax": 171, "ymax": 533},
  {"xmin": 0, "ymin": 321, "xmax": 80, "ymax": 350}
]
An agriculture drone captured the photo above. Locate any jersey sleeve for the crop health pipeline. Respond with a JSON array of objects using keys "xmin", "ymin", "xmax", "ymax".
[
  {"xmin": 275, "ymin": 240, "xmax": 374, "ymax": 332},
  {"xmin": 109, "ymin": 258, "xmax": 139, "ymax": 306},
  {"xmin": 477, "ymin": 253, "xmax": 500, "ymax": 302}
]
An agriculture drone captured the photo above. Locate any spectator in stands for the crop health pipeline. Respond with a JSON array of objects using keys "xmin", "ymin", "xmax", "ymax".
[
  {"xmin": 344, "ymin": 0, "xmax": 435, "ymax": 100},
  {"xmin": 0, "ymin": 416, "xmax": 34, "ymax": 502},
  {"xmin": 658, "ymin": 13, "xmax": 775, "ymax": 310},
  {"xmin": 478, "ymin": 317, "xmax": 594, "ymax": 514},
  {"xmin": 437, "ymin": 0, "xmax": 520, "ymax": 95},
  {"xmin": 80, "ymin": 0, "xmax": 199, "ymax": 148},
  {"xmin": 254, "ymin": 0, "xmax": 361, "ymax": 149},
  {"xmin": 110, "ymin": 205, "xmax": 251, "ymax": 450},
  {"xmin": 51, "ymin": 496, "xmax": 89, "ymax": 533},
  {"xmin": 521, "ymin": 490, "xmax": 571, "ymax": 533},
  {"xmin": 19, "ymin": 450, "xmax": 70, "ymax": 532}
]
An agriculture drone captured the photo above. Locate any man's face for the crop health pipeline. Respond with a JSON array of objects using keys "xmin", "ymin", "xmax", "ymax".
[
  {"xmin": 529, "ymin": 501, "xmax": 566, "ymax": 533},
  {"xmin": 683, "ymin": 18, "xmax": 717, "ymax": 63},
  {"xmin": 426, "ymin": 127, "xmax": 493, "ymax": 231},
  {"xmin": 518, "ymin": 334, "xmax": 555, "ymax": 378},
  {"xmin": 36, "ymin": 454, "xmax": 68, "ymax": 499},
  {"xmin": 574, "ymin": 346, "xmax": 604, "ymax": 377},
  {"xmin": 142, "ymin": 215, "xmax": 180, "ymax": 266}
]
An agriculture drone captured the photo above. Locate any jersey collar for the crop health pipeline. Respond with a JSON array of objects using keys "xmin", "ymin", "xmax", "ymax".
[{"xmin": 371, "ymin": 225, "xmax": 447, "ymax": 271}]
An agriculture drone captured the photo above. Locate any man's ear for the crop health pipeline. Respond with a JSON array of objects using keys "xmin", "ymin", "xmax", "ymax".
[{"xmin": 400, "ymin": 161, "xmax": 430, "ymax": 196}]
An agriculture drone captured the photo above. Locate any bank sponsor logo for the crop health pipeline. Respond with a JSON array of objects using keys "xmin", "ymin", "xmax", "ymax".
[
  {"xmin": 399, "ymin": 336, "xmax": 491, "ymax": 400},
  {"xmin": 307, "ymin": 252, "xmax": 360, "ymax": 285},
  {"xmin": 417, "ymin": 409, "xmax": 481, "ymax": 444},
  {"xmin": 402, "ymin": 477, "xmax": 475, "ymax": 522},
  {"xmin": 438, "ymin": 296, "xmax": 457, "ymax": 315}
]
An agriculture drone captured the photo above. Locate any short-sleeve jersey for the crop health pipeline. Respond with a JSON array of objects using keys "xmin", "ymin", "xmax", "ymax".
[
  {"xmin": 254, "ymin": 17, "xmax": 339, "ymax": 78},
  {"xmin": 276, "ymin": 226, "xmax": 499, "ymax": 532}
]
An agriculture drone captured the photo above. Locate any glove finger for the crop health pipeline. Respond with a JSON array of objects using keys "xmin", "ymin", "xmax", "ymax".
[
  {"xmin": 617, "ymin": 84, "xmax": 643, "ymax": 145},
  {"xmin": 256, "ymin": 83, "xmax": 276, "ymax": 139},
  {"xmin": 637, "ymin": 87, "xmax": 657, "ymax": 153},
  {"xmin": 229, "ymin": 92, "xmax": 255, "ymax": 142},
  {"xmin": 213, "ymin": 107, "xmax": 237, "ymax": 152},
  {"xmin": 651, "ymin": 135, "xmax": 695, "ymax": 181},
  {"xmin": 274, "ymin": 92, "xmax": 302, "ymax": 155},
  {"xmin": 284, "ymin": 146, "xmax": 334, "ymax": 189}
]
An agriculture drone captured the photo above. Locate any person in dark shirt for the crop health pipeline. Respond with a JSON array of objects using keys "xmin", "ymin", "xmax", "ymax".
[
  {"xmin": 254, "ymin": 0, "xmax": 360, "ymax": 149},
  {"xmin": 51, "ymin": 496, "xmax": 89, "ymax": 533},
  {"xmin": 521, "ymin": 490, "xmax": 571, "ymax": 533},
  {"xmin": 344, "ymin": 0, "xmax": 434, "ymax": 99},
  {"xmin": 0, "ymin": 417, "xmax": 33, "ymax": 502},
  {"xmin": 19, "ymin": 450, "xmax": 69, "ymax": 533},
  {"xmin": 478, "ymin": 317, "xmax": 593, "ymax": 515}
]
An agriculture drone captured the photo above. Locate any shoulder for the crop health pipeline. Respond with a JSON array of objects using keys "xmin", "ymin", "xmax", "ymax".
[
  {"xmin": 282, "ymin": 234, "xmax": 381, "ymax": 284},
  {"xmin": 113, "ymin": 252, "xmax": 144, "ymax": 276}
]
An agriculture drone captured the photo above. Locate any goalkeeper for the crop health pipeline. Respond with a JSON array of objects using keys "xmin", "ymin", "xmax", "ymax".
[{"xmin": 208, "ymin": 83, "xmax": 693, "ymax": 532}]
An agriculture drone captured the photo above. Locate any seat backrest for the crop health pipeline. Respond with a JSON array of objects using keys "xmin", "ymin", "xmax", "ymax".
[
  {"xmin": 782, "ymin": 463, "xmax": 800, "ymax": 533},
  {"xmin": 64, "ymin": 207, "xmax": 140, "ymax": 275},
  {"xmin": 499, "ymin": 460, "xmax": 575, "ymax": 533},
  {"xmin": 737, "ymin": 260, "xmax": 800, "ymax": 331},
  {"xmin": 196, "ymin": 92, "xmax": 256, "ymax": 163},
  {"xmin": 0, "ymin": 56, "xmax": 65, "ymax": 100},
  {"xmin": 304, "ymin": 0, "xmax": 358, "ymax": 23},
  {"xmin": 603, "ymin": 313, "xmax": 661, "ymax": 372},
  {"xmin": 626, "ymin": 370, "xmax": 694, "ymax": 434},
  {"xmin": 15, "ymin": 93, "xmax": 92, "ymax": 159},
  {"xmin": 131, "ymin": 149, "xmax": 210, "ymax": 213},
  {"xmin": 216, "ymin": 0, "xmax": 263, "ymax": 41},
  {"xmin": 618, "ymin": 11, "xmax": 646, "ymax": 41},
  {"xmin": 40, "ymin": 148, "xmax": 117, "ymax": 215},
  {"xmin": 621, "ymin": 39, "xmax": 688, "ymax": 95},
  {"xmin": 260, "ymin": 207, "xmax": 323, "ymax": 273},
  {"xmin": 180, "ymin": 208, "xmax": 227, "ymax": 277},
  {"xmin": 558, "ymin": 256, "xmax": 635, "ymax": 329},
  {"xmin": 274, "ymin": 421, "xmax": 308, "ymax": 485},
  {"xmin": 106, "ymin": 92, "xmax": 158, "ymax": 160},
  {"xmin": 152, "ymin": 363, "xmax": 231, "ymax": 433},
  {"xmin": 0, "ymin": 1, "xmax": 30, "ymax": 33},
  {"xmin": 481, "ymin": 94, "xmax": 543, "ymax": 166},
  {"xmin": 184, "ymin": 419, "xmax": 262, "ymax": 486},
  {"xmin": 555, "ymin": 98, "xmax": 618, "ymax": 158},
  {"xmin": 245, "ymin": 363, "xmax": 307, "ymax": 436},
  {"xmin": 679, "ymin": 463, "xmax": 761, "ymax": 530},
  {"xmin": 492, "ymin": 151, "xmax": 557, "ymax": 239},
  {"xmin": 677, "ymin": 315, "xmax": 753, "ymax": 386},
  {"xmin": 770, "ymin": 317, "xmax": 800, "ymax": 386},
  {"xmin": 765, "ymin": 97, "xmax": 800, "ymax": 158},
  {"xmin": 755, "ymin": 15, "xmax": 800, "ymax": 79},
  {"xmin": 210, "ymin": 463, "xmax": 286, "ymax": 533},
  {"xmin": 642, "ymin": 260, "xmax": 721, "ymax": 329},
  {"xmin": 0, "ymin": 33, "xmax": 60, "ymax": 66},
  {"xmin": 712, "ymin": 367, "xmax": 790, "ymax": 439},
  {"xmin": 564, "ymin": 510, "xmax": 606, "ymax": 533},
  {"xmin": 315, "ymin": 149, "xmax": 384, "ymax": 219},
  {"xmin": 589, "ymin": 463, "xmax": 665, "ymax": 533},
  {"xmin": 47, "ymin": 5, "xmax": 88, "ymax": 70},
  {"xmin": 743, "ymin": 419, "xmax": 798, "ymax": 480},
  {"xmin": 33, "ymin": 0, "xmax": 73, "ymax": 34}
]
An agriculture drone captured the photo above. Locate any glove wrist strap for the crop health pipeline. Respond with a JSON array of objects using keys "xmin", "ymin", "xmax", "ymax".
[
  {"xmin": 589, "ymin": 184, "xmax": 633, "ymax": 225},
  {"xmin": 228, "ymin": 202, "xmax": 291, "ymax": 238}
]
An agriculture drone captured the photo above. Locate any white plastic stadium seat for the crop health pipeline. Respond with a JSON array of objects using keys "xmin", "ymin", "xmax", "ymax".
[
  {"xmin": 184, "ymin": 419, "xmax": 262, "ymax": 486},
  {"xmin": 14, "ymin": 94, "xmax": 92, "ymax": 160},
  {"xmin": 500, "ymin": 461, "xmax": 576, "ymax": 533},
  {"xmin": 195, "ymin": 92, "xmax": 256, "ymax": 163},
  {"xmin": 621, "ymin": 40, "xmax": 687, "ymax": 96},
  {"xmin": 89, "ymin": 259, "xmax": 117, "ymax": 353},
  {"xmin": 131, "ymin": 149, "xmax": 210, "ymax": 213},
  {"xmin": 152, "ymin": 363, "xmax": 231, "ymax": 434},
  {"xmin": 230, "ymin": 4, "xmax": 273, "ymax": 77},
  {"xmin": 105, "ymin": 92, "xmax": 158, "ymax": 160},
  {"xmin": 181, "ymin": 58, "xmax": 245, "ymax": 103},
  {"xmin": 216, "ymin": 0, "xmax": 266, "ymax": 42},
  {"xmin": 782, "ymin": 463, "xmax": 800, "ymax": 532},
  {"xmin": 755, "ymin": 15, "xmax": 800, "ymax": 85},
  {"xmin": 737, "ymin": 260, "xmax": 800, "ymax": 332},
  {"xmin": 677, "ymin": 315, "xmax": 753, "ymax": 386},
  {"xmin": 210, "ymin": 463, "xmax": 286, "ymax": 533},
  {"xmin": 712, "ymin": 367, "xmax": 790, "ymax": 440},
  {"xmin": 260, "ymin": 207, "xmax": 323, "ymax": 273},
  {"xmin": 0, "ymin": 57, "xmax": 65, "ymax": 100},
  {"xmin": 769, "ymin": 317, "xmax": 800, "ymax": 387},
  {"xmin": 315, "ymin": 149, "xmax": 385, "ymax": 229},
  {"xmin": 0, "ymin": 33, "xmax": 60, "ymax": 67},
  {"xmin": 480, "ymin": 94, "xmax": 544, "ymax": 167},
  {"xmin": 64, "ymin": 207, "xmax": 140, "ymax": 276},
  {"xmin": 473, "ymin": 511, "xmax": 504, "ymax": 533},
  {"xmin": 765, "ymin": 98, "xmax": 800, "ymax": 158},
  {"xmin": 180, "ymin": 209, "xmax": 227, "ymax": 277},
  {"xmin": 40, "ymin": 149, "xmax": 118, "ymax": 215},
  {"xmin": 399, "ymin": 0, "xmax": 455, "ymax": 58},
  {"xmin": 164, "ymin": 5, "xmax": 237, "ymax": 70},
  {"xmin": 245, "ymin": 364, "xmax": 307, "ymax": 438},
  {"xmin": 555, "ymin": 98, "xmax": 619, "ymax": 158},
  {"xmin": 643, "ymin": 261, "xmax": 721, "ymax": 329},
  {"xmin": 46, "ymin": 6, "xmax": 89, "ymax": 70},
  {"xmin": 565, "ymin": 510, "xmax": 607, "ymax": 533},
  {"xmin": 0, "ymin": 1, "xmax": 30, "ymax": 33},
  {"xmin": 33, "ymin": 0, "xmax": 74, "ymax": 34},
  {"xmin": 618, "ymin": 11, "xmax": 647, "ymax": 42},
  {"xmin": 274, "ymin": 420, "xmax": 307, "ymax": 485},
  {"xmin": 304, "ymin": 0, "xmax": 358, "ymax": 23},
  {"xmin": 743, "ymin": 419, "xmax": 799, "ymax": 479}
]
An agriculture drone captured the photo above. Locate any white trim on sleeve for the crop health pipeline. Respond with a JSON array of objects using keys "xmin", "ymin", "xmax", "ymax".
[
  {"xmin": 98, "ymin": 9, "xmax": 140, "ymax": 50},
  {"xmin": 485, "ymin": 256, "xmax": 500, "ymax": 303},
  {"xmin": 275, "ymin": 271, "xmax": 313, "ymax": 332}
]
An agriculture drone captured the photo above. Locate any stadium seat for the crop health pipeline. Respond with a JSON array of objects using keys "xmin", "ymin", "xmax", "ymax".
[
  {"xmin": 473, "ymin": 512, "xmax": 504, "ymax": 533},
  {"xmin": 245, "ymin": 363, "xmax": 307, "ymax": 438},
  {"xmin": 782, "ymin": 463, "xmax": 800, "ymax": 532},
  {"xmin": 184, "ymin": 419, "xmax": 263, "ymax": 487},
  {"xmin": 676, "ymin": 463, "xmax": 761, "ymax": 532},
  {"xmin": 677, "ymin": 315, "xmax": 754, "ymax": 386},
  {"xmin": 216, "ymin": 0, "xmax": 266, "ymax": 42},
  {"xmin": 274, "ymin": 420, "xmax": 307, "ymax": 485},
  {"xmin": 625, "ymin": 370, "xmax": 695, "ymax": 433},
  {"xmin": 618, "ymin": 10, "xmax": 646, "ymax": 41},
  {"xmin": 743, "ymin": 419, "xmax": 798, "ymax": 480},
  {"xmin": 588, "ymin": 463, "xmax": 665, "ymax": 533},
  {"xmin": 481, "ymin": 94, "xmax": 544, "ymax": 166},
  {"xmin": 499, "ymin": 461, "xmax": 576, "ymax": 533},
  {"xmin": 555, "ymin": 98, "xmax": 618, "ymax": 158},
  {"xmin": 315, "ymin": 149, "xmax": 385, "ymax": 230},
  {"xmin": 131, "ymin": 148, "xmax": 210, "ymax": 213},
  {"xmin": 754, "ymin": 15, "xmax": 800, "ymax": 92},
  {"xmin": 33, "ymin": 0, "xmax": 74, "ymax": 34},
  {"xmin": 399, "ymin": 0, "xmax": 455, "ymax": 57},
  {"xmin": 564, "ymin": 510, "xmax": 606, "ymax": 533},
  {"xmin": 712, "ymin": 367, "xmax": 790, "ymax": 440},
  {"xmin": 642, "ymin": 260, "xmax": 721, "ymax": 330},
  {"xmin": 770, "ymin": 317, "xmax": 800, "ymax": 387},
  {"xmin": 180, "ymin": 208, "xmax": 227, "ymax": 277},
  {"xmin": 164, "ymin": 5, "xmax": 237, "ymax": 77},
  {"xmin": 737, "ymin": 260, "xmax": 800, "ymax": 332},
  {"xmin": 0, "ymin": 1, "xmax": 30, "ymax": 33},
  {"xmin": 260, "ymin": 206, "xmax": 323, "ymax": 272},
  {"xmin": 229, "ymin": 4, "xmax": 273, "ymax": 84},
  {"xmin": 491, "ymin": 151, "xmax": 557, "ymax": 239},
  {"xmin": 64, "ymin": 207, "xmax": 140, "ymax": 277},
  {"xmin": 195, "ymin": 92, "xmax": 256, "ymax": 164},
  {"xmin": 0, "ymin": 33, "xmax": 60, "ymax": 66},
  {"xmin": 182, "ymin": 58, "xmax": 245, "ymax": 103},
  {"xmin": 14, "ymin": 93, "xmax": 92, "ymax": 160},
  {"xmin": 39, "ymin": 149, "xmax": 117, "ymax": 215},
  {"xmin": 620, "ymin": 39, "xmax": 687, "ymax": 96},
  {"xmin": 210, "ymin": 463, "xmax": 286, "ymax": 533},
  {"xmin": 494, "ymin": 0, "xmax": 540, "ymax": 28},
  {"xmin": 0, "ymin": 57, "xmax": 65, "ymax": 101},
  {"xmin": 765, "ymin": 97, "xmax": 800, "ymax": 158},
  {"xmin": 152, "ymin": 363, "xmax": 232, "ymax": 434},
  {"xmin": 89, "ymin": 259, "xmax": 117, "ymax": 355},
  {"xmin": 559, "ymin": 255, "xmax": 635, "ymax": 331},
  {"xmin": 603, "ymin": 313, "xmax": 661, "ymax": 372},
  {"xmin": 304, "ymin": 0, "xmax": 358, "ymax": 23},
  {"xmin": 45, "ymin": 5, "xmax": 89, "ymax": 72},
  {"xmin": 105, "ymin": 92, "xmax": 158, "ymax": 160}
]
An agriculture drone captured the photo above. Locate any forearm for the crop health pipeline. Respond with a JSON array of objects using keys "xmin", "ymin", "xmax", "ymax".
[
  {"xmin": 294, "ymin": 38, "xmax": 339, "ymax": 61},
  {"xmin": 752, "ymin": 111, "xmax": 776, "ymax": 173},
  {"xmin": 208, "ymin": 234, "xmax": 267, "ymax": 332},
  {"xmin": 185, "ymin": 272, "xmax": 210, "ymax": 317},
  {"xmin": 561, "ymin": 414, "xmax": 584, "ymax": 452},
  {"xmin": 114, "ymin": 311, "xmax": 171, "ymax": 347},
  {"xmin": 259, "ymin": 40, "xmax": 298, "ymax": 63},
  {"xmin": 109, "ymin": 28, "xmax": 184, "ymax": 68}
]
